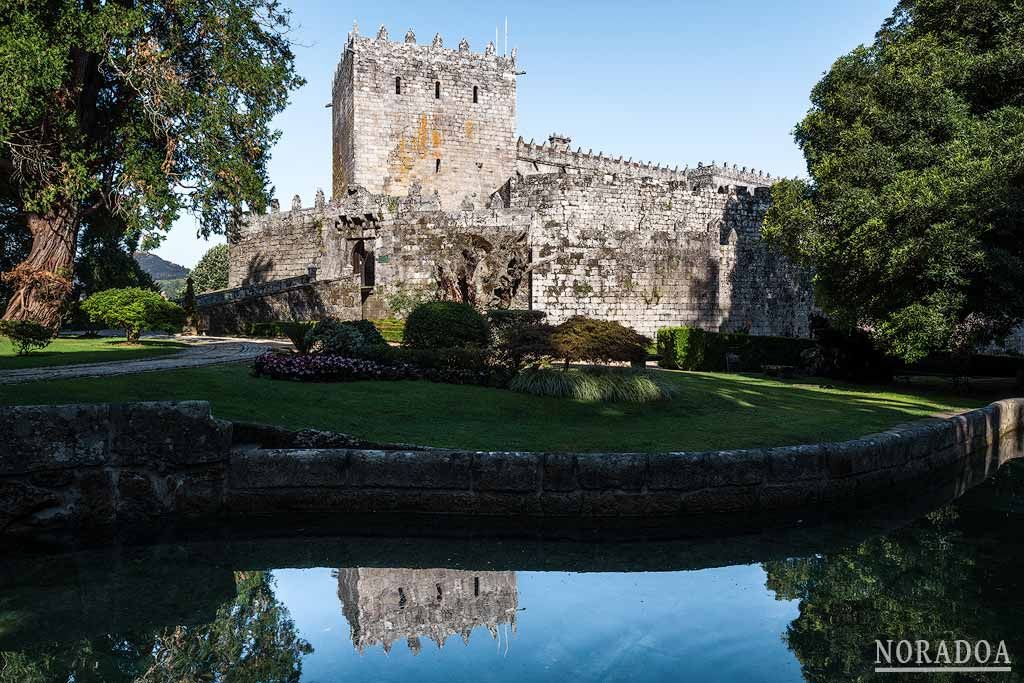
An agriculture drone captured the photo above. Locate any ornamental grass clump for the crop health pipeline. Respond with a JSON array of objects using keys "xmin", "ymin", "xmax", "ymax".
[{"xmin": 509, "ymin": 367, "xmax": 674, "ymax": 403}]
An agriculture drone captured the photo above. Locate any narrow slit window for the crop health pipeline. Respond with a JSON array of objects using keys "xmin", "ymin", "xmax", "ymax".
[
  {"xmin": 474, "ymin": 577, "xmax": 480, "ymax": 597},
  {"xmin": 472, "ymin": 86, "xmax": 479, "ymax": 103},
  {"xmin": 435, "ymin": 583, "xmax": 443, "ymax": 601},
  {"xmin": 435, "ymin": 81, "xmax": 441, "ymax": 99},
  {"xmin": 435, "ymin": 159, "xmax": 441, "ymax": 173},
  {"xmin": 398, "ymin": 587, "xmax": 406, "ymax": 608},
  {"xmin": 395, "ymin": 76, "xmax": 401, "ymax": 95}
]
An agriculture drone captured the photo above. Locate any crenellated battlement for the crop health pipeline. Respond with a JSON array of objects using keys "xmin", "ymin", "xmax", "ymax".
[
  {"xmin": 516, "ymin": 135, "xmax": 690, "ymax": 182},
  {"xmin": 332, "ymin": 23, "xmax": 517, "ymax": 100},
  {"xmin": 516, "ymin": 134, "xmax": 775, "ymax": 190}
]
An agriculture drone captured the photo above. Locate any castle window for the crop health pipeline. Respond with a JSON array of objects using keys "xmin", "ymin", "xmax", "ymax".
[
  {"xmin": 474, "ymin": 577, "xmax": 480, "ymax": 597},
  {"xmin": 435, "ymin": 158, "xmax": 441, "ymax": 173},
  {"xmin": 435, "ymin": 583, "xmax": 443, "ymax": 601},
  {"xmin": 472, "ymin": 86, "xmax": 479, "ymax": 103},
  {"xmin": 395, "ymin": 76, "xmax": 401, "ymax": 95},
  {"xmin": 435, "ymin": 81, "xmax": 441, "ymax": 99},
  {"xmin": 398, "ymin": 587, "xmax": 407, "ymax": 608}
]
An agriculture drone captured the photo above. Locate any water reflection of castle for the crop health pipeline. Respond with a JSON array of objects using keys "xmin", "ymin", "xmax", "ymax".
[{"xmin": 335, "ymin": 568, "xmax": 518, "ymax": 655}]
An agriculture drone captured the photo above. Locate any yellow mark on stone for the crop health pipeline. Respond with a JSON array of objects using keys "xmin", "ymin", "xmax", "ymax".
[
  {"xmin": 432, "ymin": 129, "xmax": 442, "ymax": 152},
  {"xmin": 465, "ymin": 120, "xmax": 475, "ymax": 141},
  {"xmin": 416, "ymin": 114, "xmax": 429, "ymax": 157}
]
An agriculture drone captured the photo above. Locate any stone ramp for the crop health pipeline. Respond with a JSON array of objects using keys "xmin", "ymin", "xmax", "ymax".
[{"xmin": 0, "ymin": 336, "xmax": 286, "ymax": 385}]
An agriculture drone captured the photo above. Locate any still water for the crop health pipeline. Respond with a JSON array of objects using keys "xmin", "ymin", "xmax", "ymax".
[{"xmin": 1, "ymin": 462, "xmax": 1022, "ymax": 682}]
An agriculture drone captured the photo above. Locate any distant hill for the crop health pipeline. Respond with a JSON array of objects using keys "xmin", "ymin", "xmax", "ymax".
[{"xmin": 134, "ymin": 252, "xmax": 189, "ymax": 280}]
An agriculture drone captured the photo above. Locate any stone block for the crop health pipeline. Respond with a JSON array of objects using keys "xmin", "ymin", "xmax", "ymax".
[
  {"xmin": 705, "ymin": 450, "xmax": 767, "ymax": 487},
  {"xmin": 765, "ymin": 445, "xmax": 827, "ymax": 482},
  {"xmin": 646, "ymin": 452, "xmax": 708, "ymax": 491},
  {"xmin": 576, "ymin": 453, "xmax": 645, "ymax": 491},
  {"xmin": 541, "ymin": 453, "xmax": 577, "ymax": 491},
  {"xmin": 471, "ymin": 452, "xmax": 540, "ymax": 492},
  {"xmin": 346, "ymin": 450, "xmax": 471, "ymax": 490}
]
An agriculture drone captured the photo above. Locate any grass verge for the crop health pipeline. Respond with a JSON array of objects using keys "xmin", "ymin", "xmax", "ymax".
[{"xmin": 0, "ymin": 364, "xmax": 1004, "ymax": 452}]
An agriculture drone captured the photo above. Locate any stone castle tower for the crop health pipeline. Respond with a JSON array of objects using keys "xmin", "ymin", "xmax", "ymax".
[
  {"xmin": 332, "ymin": 24, "xmax": 518, "ymax": 208},
  {"xmin": 205, "ymin": 23, "xmax": 815, "ymax": 340}
]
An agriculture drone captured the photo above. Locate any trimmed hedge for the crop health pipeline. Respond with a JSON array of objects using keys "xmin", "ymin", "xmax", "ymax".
[
  {"xmin": 404, "ymin": 301, "xmax": 490, "ymax": 349},
  {"xmin": 657, "ymin": 327, "xmax": 815, "ymax": 372}
]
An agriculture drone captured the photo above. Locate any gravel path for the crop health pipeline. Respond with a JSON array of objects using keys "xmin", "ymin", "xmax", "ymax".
[{"xmin": 0, "ymin": 336, "xmax": 287, "ymax": 385}]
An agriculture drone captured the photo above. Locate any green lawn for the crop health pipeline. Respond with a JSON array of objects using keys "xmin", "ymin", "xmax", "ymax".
[
  {"xmin": 0, "ymin": 337, "xmax": 187, "ymax": 370},
  {"xmin": 0, "ymin": 364, "xmax": 1003, "ymax": 452}
]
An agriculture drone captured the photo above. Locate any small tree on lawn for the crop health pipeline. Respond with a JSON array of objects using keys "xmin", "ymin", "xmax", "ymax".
[
  {"xmin": 191, "ymin": 244, "xmax": 230, "ymax": 294},
  {"xmin": 81, "ymin": 287, "xmax": 184, "ymax": 342}
]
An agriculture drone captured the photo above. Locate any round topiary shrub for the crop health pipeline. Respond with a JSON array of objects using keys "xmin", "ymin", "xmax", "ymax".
[
  {"xmin": 403, "ymin": 301, "xmax": 490, "ymax": 349},
  {"xmin": 305, "ymin": 318, "xmax": 387, "ymax": 355},
  {"xmin": 549, "ymin": 316, "xmax": 650, "ymax": 365},
  {"xmin": 80, "ymin": 287, "xmax": 184, "ymax": 342}
]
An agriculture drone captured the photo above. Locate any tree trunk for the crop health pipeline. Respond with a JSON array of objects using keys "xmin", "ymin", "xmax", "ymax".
[{"xmin": 1, "ymin": 206, "xmax": 79, "ymax": 330}]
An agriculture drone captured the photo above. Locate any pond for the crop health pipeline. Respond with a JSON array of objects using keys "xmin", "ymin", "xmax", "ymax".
[{"xmin": 1, "ymin": 461, "xmax": 1022, "ymax": 682}]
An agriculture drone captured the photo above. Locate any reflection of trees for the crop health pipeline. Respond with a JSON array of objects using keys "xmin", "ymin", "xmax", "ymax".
[
  {"xmin": 0, "ymin": 571, "xmax": 311, "ymax": 683},
  {"xmin": 765, "ymin": 468, "xmax": 1024, "ymax": 683}
]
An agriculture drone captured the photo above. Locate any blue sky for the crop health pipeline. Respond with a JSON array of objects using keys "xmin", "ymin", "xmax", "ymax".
[{"xmin": 155, "ymin": 0, "xmax": 896, "ymax": 268}]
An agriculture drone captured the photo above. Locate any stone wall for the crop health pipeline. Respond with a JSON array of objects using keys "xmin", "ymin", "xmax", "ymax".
[
  {"xmin": 197, "ymin": 277, "xmax": 363, "ymax": 335},
  {"xmin": 513, "ymin": 173, "xmax": 812, "ymax": 337},
  {"xmin": 228, "ymin": 202, "xmax": 325, "ymax": 288},
  {"xmin": 0, "ymin": 402, "xmax": 230, "ymax": 536},
  {"xmin": 332, "ymin": 27, "xmax": 517, "ymax": 208},
  {"xmin": 4, "ymin": 399, "xmax": 1020, "ymax": 539}
]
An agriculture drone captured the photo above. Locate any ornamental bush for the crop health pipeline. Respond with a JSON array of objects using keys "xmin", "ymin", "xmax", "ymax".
[
  {"xmin": 80, "ymin": 287, "xmax": 184, "ymax": 342},
  {"xmin": 656, "ymin": 327, "xmax": 815, "ymax": 372},
  {"xmin": 252, "ymin": 351, "xmax": 507, "ymax": 386},
  {"xmin": 403, "ymin": 301, "xmax": 490, "ymax": 350},
  {"xmin": 304, "ymin": 318, "xmax": 387, "ymax": 355},
  {"xmin": 0, "ymin": 320, "xmax": 54, "ymax": 355},
  {"xmin": 549, "ymin": 316, "xmax": 650, "ymax": 365}
]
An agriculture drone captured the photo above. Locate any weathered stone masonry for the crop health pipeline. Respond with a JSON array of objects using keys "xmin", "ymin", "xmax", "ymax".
[
  {"xmin": 0, "ymin": 400, "xmax": 1020, "ymax": 538},
  {"xmin": 209, "ymin": 23, "xmax": 813, "ymax": 339}
]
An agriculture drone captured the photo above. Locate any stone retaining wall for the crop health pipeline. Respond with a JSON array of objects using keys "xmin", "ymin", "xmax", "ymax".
[{"xmin": 1, "ymin": 400, "xmax": 1021, "ymax": 538}]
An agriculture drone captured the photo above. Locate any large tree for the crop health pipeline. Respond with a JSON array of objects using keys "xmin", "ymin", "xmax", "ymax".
[
  {"xmin": 0, "ymin": 0, "xmax": 303, "ymax": 329},
  {"xmin": 763, "ymin": 0, "xmax": 1024, "ymax": 362}
]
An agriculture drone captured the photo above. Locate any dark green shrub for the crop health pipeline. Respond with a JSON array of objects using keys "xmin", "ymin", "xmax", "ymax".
[
  {"xmin": 549, "ymin": 316, "xmax": 650, "ymax": 365},
  {"xmin": 807, "ymin": 315, "xmax": 894, "ymax": 381},
  {"xmin": 657, "ymin": 326, "xmax": 815, "ymax": 372},
  {"xmin": 305, "ymin": 318, "xmax": 388, "ymax": 355},
  {"xmin": 496, "ymin": 322, "xmax": 556, "ymax": 370},
  {"xmin": 509, "ymin": 367, "xmax": 673, "ymax": 403},
  {"xmin": 80, "ymin": 287, "xmax": 184, "ymax": 342},
  {"xmin": 486, "ymin": 309, "xmax": 546, "ymax": 336},
  {"xmin": 0, "ymin": 320, "xmax": 54, "ymax": 355},
  {"xmin": 403, "ymin": 301, "xmax": 490, "ymax": 349}
]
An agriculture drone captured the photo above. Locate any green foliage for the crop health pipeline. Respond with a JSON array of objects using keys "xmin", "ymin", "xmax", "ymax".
[
  {"xmin": 549, "ymin": 316, "xmax": 650, "ymax": 365},
  {"xmin": 305, "ymin": 318, "xmax": 387, "ymax": 355},
  {"xmin": 0, "ymin": 319, "xmax": 53, "ymax": 355},
  {"xmin": 0, "ymin": 0, "xmax": 304, "ymax": 251},
  {"xmin": 486, "ymin": 309, "xmax": 547, "ymax": 337},
  {"xmin": 509, "ymin": 367, "xmax": 674, "ymax": 403},
  {"xmin": 384, "ymin": 283, "xmax": 435, "ymax": 318},
  {"xmin": 370, "ymin": 318, "xmax": 404, "ymax": 344},
  {"xmin": 804, "ymin": 315, "xmax": 895, "ymax": 381},
  {"xmin": 0, "ymin": 570, "xmax": 311, "ymax": 682},
  {"xmin": 496, "ymin": 322, "xmax": 557, "ymax": 370},
  {"xmin": 762, "ymin": 0, "xmax": 1024, "ymax": 362},
  {"xmin": 190, "ymin": 244, "xmax": 230, "ymax": 294},
  {"xmin": 403, "ymin": 301, "xmax": 490, "ymax": 350},
  {"xmin": 80, "ymin": 288, "xmax": 184, "ymax": 342},
  {"xmin": 656, "ymin": 327, "xmax": 815, "ymax": 372}
]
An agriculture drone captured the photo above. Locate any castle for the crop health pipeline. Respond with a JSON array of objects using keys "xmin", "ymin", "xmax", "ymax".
[
  {"xmin": 200, "ymin": 23, "xmax": 813, "ymax": 339},
  {"xmin": 336, "ymin": 567, "xmax": 518, "ymax": 654}
]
